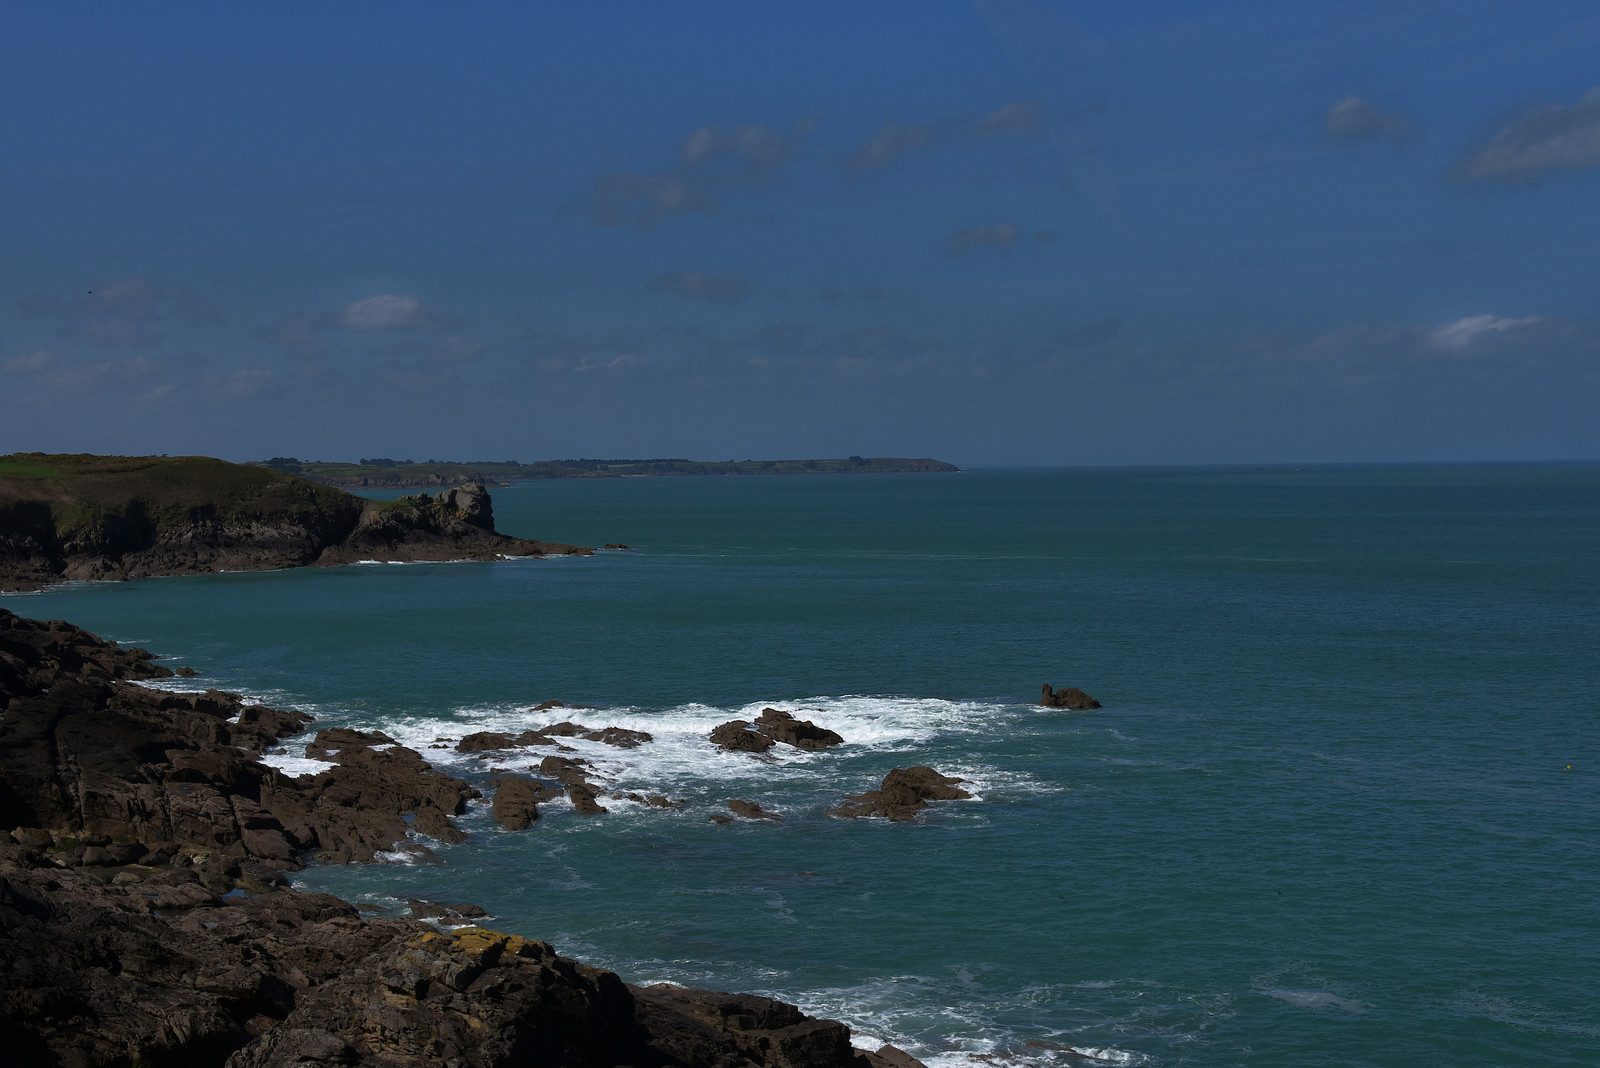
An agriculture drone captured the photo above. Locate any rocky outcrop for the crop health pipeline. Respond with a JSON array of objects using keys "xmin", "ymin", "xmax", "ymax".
[
  {"xmin": 755, "ymin": 707, "xmax": 844, "ymax": 749},
  {"xmin": 711, "ymin": 708, "xmax": 843, "ymax": 753},
  {"xmin": 1040, "ymin": 684, "xmax": 1101, "ymax": 709},
  {"xmin": 829, "ymin": 767, "xmax": 972, "ymax": 822},
  {"xmin": 0, "ymin": 454, "xmax": 594, "ymax": 593},
  {"xmin": 489, "ymin": 775, "xmax": 564, "ymax": 830},
  {"xmin": 457, "ymin": 721, "xmax": 653, "ymax": 755},
  {"xmin": 315, "ymin": 483, "xmax": 588, "ymax": 568},
  {"xmin": 0, "ymin": 609, "xmax": 473, "ymax": 869},
  {"xmin": 0, "ymin": 609, "xmax": 925, "ymax": 1068},
  {"xmin": 409, "ymin": 899, "xmax": 489, "ymax": 922},
  {"xmin": 711, "ymin": 719, "xmax": 778, "ymax": 752},
  {"xmin": 728, "ymin": 799, "xmax": 784, "ymax": 821}
]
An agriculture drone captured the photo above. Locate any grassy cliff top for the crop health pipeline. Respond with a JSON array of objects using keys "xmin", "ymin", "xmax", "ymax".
[{"xmin": 0, "ymin": 453, "xmax": 362, "ymax": 538}]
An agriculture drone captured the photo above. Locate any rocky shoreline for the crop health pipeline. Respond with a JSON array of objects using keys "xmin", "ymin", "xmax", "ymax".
[
  {"xmin": 0, "ymin": 608, "xmax": 923, "ymax": 1067},
  {"xmin": 0, "ymin": 454, "xmax": 593, "ymax": 594}
]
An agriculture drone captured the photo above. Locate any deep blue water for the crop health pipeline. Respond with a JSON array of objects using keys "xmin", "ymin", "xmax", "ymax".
[{"xmin": 6, "ymin": 464, "xmax": 1598, "ymax": 1067}]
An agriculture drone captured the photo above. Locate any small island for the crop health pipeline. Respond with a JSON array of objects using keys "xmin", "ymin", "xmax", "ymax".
[
  {"xmin": 0, "ymin": 453, "xmax": 591, "ymax": 593},
  {"xmin": 257, "ymin": 455, "xmax": 960, "ymax": 489}
]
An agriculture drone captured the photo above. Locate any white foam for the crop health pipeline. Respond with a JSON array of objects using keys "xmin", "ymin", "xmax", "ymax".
[
  {"xmin": 258, "ymin": 753, "xmax": 334, "ymax": 778},
  {"xmin": 374, "ymin": 694, "xmax": 1038, "ymax": 791},
  {"xmin": 372, "ymin": 849, "xmax": 421, "ymax": 865},
  {"xmin": 1258, "ymin": 987, "xmax": 1369, "ymax": 1013},
  {"xmin": 779, "ymin": 975, "xmax": 1151, "ymax": 1068}
]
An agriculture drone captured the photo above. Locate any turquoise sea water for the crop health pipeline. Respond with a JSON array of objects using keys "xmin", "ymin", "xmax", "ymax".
[{"xmin": 5, "ymin": 465, "xmax": 1598, "ymax": 1067}]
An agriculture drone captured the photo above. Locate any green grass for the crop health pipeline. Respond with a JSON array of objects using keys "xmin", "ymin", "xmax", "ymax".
[
  {"xmin": 0, "ymin": 453, "xmax": 365, "ymax": 549},
  {"xmin": 0, "ymin": 458, "xmax": 62, "ymax": 479}
]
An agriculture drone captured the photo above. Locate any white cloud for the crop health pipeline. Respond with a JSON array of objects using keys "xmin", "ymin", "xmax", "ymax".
[
  {"xmin": 1454, "ymin": 87, "xmax": 1600, "ymax": 183},
  {"xmin": 1428, "ymin": 315, "xmax": 1543, "ymax": 351},
  {"xmin": 3, "ymin": 349, "xmax": 60, "ymax": 373},
  {"xmin": 340, "ymin": 294, "xmax": 433, "ymax": 331},
  {"xmin": 1325, "ymin": 95, "xmax": 1416, "ymax": 143},
  {"xmin": 591, "ymin": 118, "xmax": 812, "ymax": 229}
]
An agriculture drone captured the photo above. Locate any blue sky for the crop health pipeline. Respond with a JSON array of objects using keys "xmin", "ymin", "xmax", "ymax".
[{"xmin": 3, "ymin": 1, "xmax": 1597, "ymax": 465}]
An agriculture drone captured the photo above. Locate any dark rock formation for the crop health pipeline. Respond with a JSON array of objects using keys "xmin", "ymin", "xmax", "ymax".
[
  {"xmin": 711, "ymin": 719, "xmax": 778, "ymax": 752},
  {"xmin": 408, "ymin": 899, "xmax": 489, "ymax": 922},
  {"xmin": 711, "ymin": 708, "xmax": 843, "ymax": 753},
  {"xmin": 458, "ymin": 721, "xmax": 652, "ymax": 755},
  {"xmin": 532, "ymin": 755, "xmax": 610, "ymax": 815},
  {"xmin": 538, "ymin": 754, "xmax": 592, "ymax": 785},
  {"xmin": 755, "ymin": 707, "xmax": 845, "ymax": 749},
  {"xmin": 1040, "ymin": 684, "xmax": 1101, "ymax": 709},
  {"xmin": 458, "ymin": 730, "xmax": 521, "ymax": 753},
  {"xmin": 304, "ymin": 725, "xmax": 396, "ymax": 758},
  {"xmin": 728, "ymin": 799, "xmax": 784, "ymax": 821},
  {"xmin": 0, "ymin": 609, "xmax": 926, "ymax": 1068},
  {"xmin": 568, "ymin": 782, "xmax": 608, "ymax": 815},
  {"xmin": 490, "ymin": 775, "xmax": 563, "ymax": 830},
  {"xmin": 584, "ymin": 725, "xmax": 652, "ymax": 748},
  {"xmin": 0, "ymin": 609, "xmax": 471, "ymax": 870},
  {"xmin": 829, "ymin": 767, "xmax": 973, "ymax": 822},
  {"xmin": 314, "ymin": 482, "xmax": 590, "ymax": 568},
  {"xmin": 0, "ymin": 454, "xmax": 594, "ymax": 593}
]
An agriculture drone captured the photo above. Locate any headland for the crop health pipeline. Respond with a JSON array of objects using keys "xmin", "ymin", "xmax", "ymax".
[{"xmin": 0, "ymin": 453, "xmax": 591, "ymax": 593}]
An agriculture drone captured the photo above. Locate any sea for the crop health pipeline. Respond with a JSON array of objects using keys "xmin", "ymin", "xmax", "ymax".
[{"xmin": 5, "ymin": 464, "xmax": 1598, "ymax": 1067}]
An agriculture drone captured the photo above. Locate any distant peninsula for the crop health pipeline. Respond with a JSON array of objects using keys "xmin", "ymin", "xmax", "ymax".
[
  {"xmin": 257, "ymin": 455, "xmax": 960, "ymax": 489},
  {"xmin": 0, "ymin": 453, "xmax": 590, "ymax": 594}
]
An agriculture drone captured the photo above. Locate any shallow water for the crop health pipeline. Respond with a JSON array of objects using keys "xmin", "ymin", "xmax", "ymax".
[{"xmin": 9, "ymin": 464, "xmax": 1599, "ymax": 1066}]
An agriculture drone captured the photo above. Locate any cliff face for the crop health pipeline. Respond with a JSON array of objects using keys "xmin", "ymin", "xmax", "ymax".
[
  {"xmin": 0, "ymin": 453, "xmax": 589, "ymax": 592},
  {"xmin": 0, "ymin": 609, "xmax": 921, "ymax": 1068}
]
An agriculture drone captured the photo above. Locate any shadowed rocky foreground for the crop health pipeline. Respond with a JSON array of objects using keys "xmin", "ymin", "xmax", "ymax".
[{"xmin": 0, "ymin": 608, "xmax": 922, "ymax": 1068}]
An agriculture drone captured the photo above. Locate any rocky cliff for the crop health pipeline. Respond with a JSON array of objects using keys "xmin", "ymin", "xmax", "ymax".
[
  {"xmin": 0, "ymin": 608, "xmax": 922, "ymax": 1067},
  {"xmin": 0, "ymin": 453, "xmax": 590, "ymax": 592}
]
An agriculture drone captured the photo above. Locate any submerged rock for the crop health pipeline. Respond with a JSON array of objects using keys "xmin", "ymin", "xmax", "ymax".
[
  {"xmin": 829, "ymin": 766, "xmax": 972, "ymax": 822},
  {"xmin": 728, "ymin": 799, "xmax": 784, "ymax": 821},
  {"xmin": 1040, "ymin": 684, "xmax": 1100, "ymax": 709},
  {"xmin": 408, "ymin": 899, "xmax": 489, "ymax": 922}
]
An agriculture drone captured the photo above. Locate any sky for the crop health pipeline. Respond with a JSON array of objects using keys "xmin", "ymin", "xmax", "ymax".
[{"xmin": 2, "ymin": 1, "xmax": 1598, "ymax": 466}]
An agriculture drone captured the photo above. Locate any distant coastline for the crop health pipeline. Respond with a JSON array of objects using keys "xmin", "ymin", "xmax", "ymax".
[{"xmin": 257, "ymin": 455, "xmax": 960, "ymax": 489}]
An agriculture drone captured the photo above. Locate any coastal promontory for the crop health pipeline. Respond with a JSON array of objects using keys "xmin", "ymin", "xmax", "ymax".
[{"xmin": 0, "ymin": 452, "xmax": 590, "ymax": 593}]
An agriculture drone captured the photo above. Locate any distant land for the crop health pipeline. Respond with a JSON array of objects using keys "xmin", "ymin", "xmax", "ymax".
[
  {"xmin": 255, "ymin": 456, "xmax": 960, "ymax": 489},
  {"xmin": 0, "ymin": 453, "xmax": 590, "ymax": 593}
]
